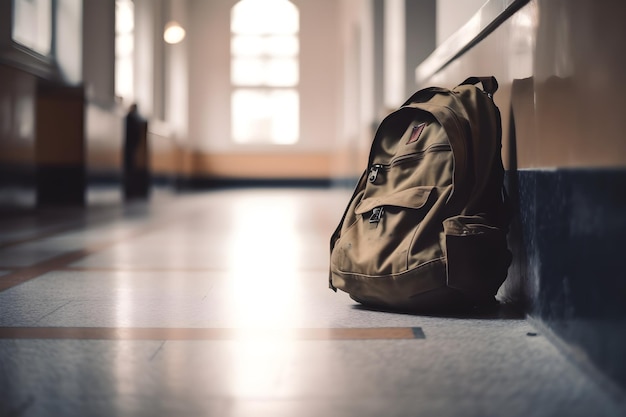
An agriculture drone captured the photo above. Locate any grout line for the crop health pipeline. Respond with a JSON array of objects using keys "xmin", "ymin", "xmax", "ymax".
[
  {"xmin": 149, "ymin": 340, "xmax": 167, "ymax": 361},
  {"xmin": 35, "ymin": 301, "xmax": 74, "ymax": 325},
  {"xmin": 0, "ymin": 208, "xmax": 127, "ymax": 251},
  {"xmin": 0, "ymin": 219, "xmax": 179, "ymax": 293},
  {"xmin": 0, "ymin": 226, "xmax": 84, "ymax": 251},
  {"xmin": 0, "ymin": 249, "xmax": 95, "ymax": 292},
  {"xmin": 0, "ymin": 327, "xmax": 426, "ymax": 341}
]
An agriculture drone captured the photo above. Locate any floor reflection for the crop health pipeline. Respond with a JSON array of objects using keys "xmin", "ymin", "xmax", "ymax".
[{"xmin": 228, "ymin": 194, "xmax": 302, "ymax": 328}]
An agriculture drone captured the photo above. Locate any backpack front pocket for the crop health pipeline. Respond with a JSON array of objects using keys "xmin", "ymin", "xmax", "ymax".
[{"xmin": 331, "ymin": 186, "xmax": 439, "ymax": 276}]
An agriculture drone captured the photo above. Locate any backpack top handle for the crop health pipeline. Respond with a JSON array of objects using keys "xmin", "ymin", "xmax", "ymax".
[{"xmin": 459, "ymin": 76, "xmax": 499, "ymax": 97}]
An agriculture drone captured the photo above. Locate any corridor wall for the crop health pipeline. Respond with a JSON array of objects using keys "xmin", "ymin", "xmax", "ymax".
[
  {"xmin": 416, "ymin": 0, "xmax": 626, "ymax": 394},
  {"xmin": 0, "ymin": 65, "xmax": 37, "ymax": 207},
  {"xmin": 0, "ymin": 0, "xmax": 86, "ymax": 207}
]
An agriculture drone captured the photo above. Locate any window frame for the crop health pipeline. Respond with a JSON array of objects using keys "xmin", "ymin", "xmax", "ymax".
[{"xmin": 0, "ymin": 0, "xmax": 59, "ymax": 80}]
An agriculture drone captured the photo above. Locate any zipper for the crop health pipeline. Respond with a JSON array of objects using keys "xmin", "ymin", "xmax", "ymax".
[
  {"xmin": 368, "ymin": 143, "xmax": 451, "ymax": 183},
  {"xmin": 369, "ymin": 207, "xmax": 384, "ymax": 223},
  {"xmin": 389, "ymin": 143, "xmax": 451, "ymax": 167},
  {"xmin": 368, "ymin": 164, "xmax": 385, "ymax": 183}
]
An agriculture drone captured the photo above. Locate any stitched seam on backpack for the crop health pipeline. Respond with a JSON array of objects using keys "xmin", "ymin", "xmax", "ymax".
[{"xmin": 332, "ymin": 256, "xmax": 446, "ymax": 279}]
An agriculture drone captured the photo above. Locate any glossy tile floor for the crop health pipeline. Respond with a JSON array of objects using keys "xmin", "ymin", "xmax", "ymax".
[{"xmin": 0, "ymin": 188, "xmax": 624, "ymax": 417}]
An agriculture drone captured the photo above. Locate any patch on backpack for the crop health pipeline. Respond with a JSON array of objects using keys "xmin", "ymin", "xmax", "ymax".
[{"xmin": 407, "ymin": 123, "xmax": 426, "ymax": 144}]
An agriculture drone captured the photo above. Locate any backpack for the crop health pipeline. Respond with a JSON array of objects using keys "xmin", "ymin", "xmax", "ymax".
[{"xmin": 329, "ymin": 76, "xmax": 511, "ymax": 312}]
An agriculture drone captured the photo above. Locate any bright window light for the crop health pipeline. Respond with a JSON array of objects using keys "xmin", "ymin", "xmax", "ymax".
[
  {"xmin": 231, "ymin": 57, "xmax": 298, "ymax": 87},
  {"xmin": 232, "ymin": 89, "xmax": 299, "ymax": 145},
  {"xmin": 231, "ymin": 35, "xmax": 298, "ymax": 57},
  {"xmin": 231, "ymin": 0, "xmax": 300, "ymax": 145},
  {"xmin": 115, "ymin": 0, "xmax": 134, "ymax": 104},
  {"xmin": 232, "ymin": 0, "xmax": 298, "ymax": 35}
]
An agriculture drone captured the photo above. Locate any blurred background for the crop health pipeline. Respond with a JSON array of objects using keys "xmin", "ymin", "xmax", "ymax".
[
  {"xmin": 0, "ymin": 0, "xmax": 490, "ymax": 205},
  {"xmin": 0, "ymin": 0, "xmax": 625, "ymax": 399}
]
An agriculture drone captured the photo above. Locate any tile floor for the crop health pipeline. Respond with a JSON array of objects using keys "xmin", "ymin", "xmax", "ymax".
[{"xmin": 0, "ymin": 188, "xmax": 624, "ymax": 417}]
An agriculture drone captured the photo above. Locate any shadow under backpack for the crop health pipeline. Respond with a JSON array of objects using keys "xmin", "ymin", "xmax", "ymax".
[{"xmin": 329, "ymin": 77, "xmax": 512, "ymax": 312}]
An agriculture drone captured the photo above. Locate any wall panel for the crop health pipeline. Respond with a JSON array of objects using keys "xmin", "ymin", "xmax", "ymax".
[
  {"xmin": 416, "ymin": 0, "xmax": 626, "ymax": 392},
  {"xmin": 0, "ymin": 64, "xmax": 37, "ymax": 207}
]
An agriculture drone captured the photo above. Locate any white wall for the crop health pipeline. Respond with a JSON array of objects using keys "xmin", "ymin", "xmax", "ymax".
[
  {"xmin": 83, "ymin": 0, "xmax": 115, "ymax": 105},
  {"xmin": 56, "ymin": 0, "xmax": 83, "ymax": 85},
  {"xmin": 165, "ymin": 0, "xmax": 189, "ymax": 140},
  {"xmin": 436, "ymin": 0, "xmax": 486, "ymax": 46},
  {"xmin": 134, "ymin": 0, "xmax": 159, "ymax": 117},
  {"xmin": 295, "ymin": 0, "xmax": 344, "ymax": 152},
  {"xmin": 384, "ymin": 0, "xmax": 405, "ymax": 108},
  {"xmin": 187, "ymin": 0, "xmax": 231, "ymax": 152}
]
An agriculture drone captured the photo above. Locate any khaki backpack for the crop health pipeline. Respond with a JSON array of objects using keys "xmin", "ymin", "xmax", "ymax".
[{"xmin": 329, "ymin": 77, "xmax": 511, "ymax": 312}]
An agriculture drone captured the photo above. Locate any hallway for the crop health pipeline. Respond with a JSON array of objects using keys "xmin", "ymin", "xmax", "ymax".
[{"xmin": 0, "ymin": 188, "xmax": 623, "ymax": 417}]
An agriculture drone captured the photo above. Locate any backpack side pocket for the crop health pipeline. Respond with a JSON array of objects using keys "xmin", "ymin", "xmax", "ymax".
[{"xmin": 443, "ymin": 215, "xmax": 512, "ymax": 301}]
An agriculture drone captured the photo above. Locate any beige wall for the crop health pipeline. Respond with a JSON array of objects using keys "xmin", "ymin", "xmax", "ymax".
[
  {"xmin": 0, "ymin": 66, "xmax": 37, "ymax": 166},
  {"xmin": 436, "ymin": 0, "xmax": 486, "ymax": 46},
  {"xmin": 419, "ymin": 0, "xmax": 626, "ymax": 170}
]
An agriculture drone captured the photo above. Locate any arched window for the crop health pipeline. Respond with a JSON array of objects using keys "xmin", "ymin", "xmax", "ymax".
[{"xmin": 231, "ymin": 0, "xmax": 299, "ymax": 145}]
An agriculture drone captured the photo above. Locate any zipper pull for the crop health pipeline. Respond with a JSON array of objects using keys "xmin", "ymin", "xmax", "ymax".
[
  {"xmin": 369, "ymin": 207, "xmax": 384, "ymax": 223},
  {"xmin": 368, "ymin": 164, "xmax": 384, "ymax": 183}
]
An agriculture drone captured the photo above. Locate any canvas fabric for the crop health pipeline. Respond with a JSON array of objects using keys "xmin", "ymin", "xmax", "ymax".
[{"xmin": 329, "ymin": 77, "xmax": 511, "ymax": 311}]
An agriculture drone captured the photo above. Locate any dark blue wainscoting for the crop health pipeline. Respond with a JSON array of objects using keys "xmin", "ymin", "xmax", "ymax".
[{"xmin": 506, "ymin": 168, "xmax": 626, "ymax": 392}]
